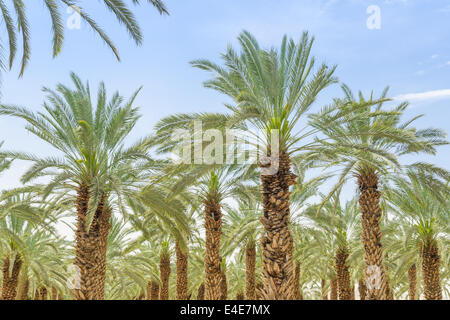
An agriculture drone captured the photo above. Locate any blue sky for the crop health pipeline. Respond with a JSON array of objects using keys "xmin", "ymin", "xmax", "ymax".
[{"xmin": 1, "ymin": 0, "xmax": 449, "ymax": 189}]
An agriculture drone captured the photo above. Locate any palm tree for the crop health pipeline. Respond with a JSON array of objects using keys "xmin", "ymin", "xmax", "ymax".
[
  {"xmin": 386, "ymin": 169, "xmax": 449, "ymax": 300},
  {"xmin": 0, "ymin": 73, "xmax": 154, "ymax": 299},
  {"xmin": 101, "ymin": 216, "xmax": 157, "ymax": 300},
  {"xmin": 0, "ymin": 0, "xmax": 168, "ymax": 77},
  {"xmin": 201, "ymin": 171, "xmax": 225, "ymax": 300},
  {"xmin": 223, "ymin": 197, "xmax": 262, "ymax": 300},
  {"xmin": 310, "ymin": 85, "xmax": 448, "ymax": 299},
  {"xmin": 191, "ymin": 30, "xmax": 337, "ymax": 299}
]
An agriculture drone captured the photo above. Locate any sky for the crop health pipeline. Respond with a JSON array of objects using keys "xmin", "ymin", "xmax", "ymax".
[{"xmin": 1, "ymin": 0, "xmax": 449, "ymax": 194}]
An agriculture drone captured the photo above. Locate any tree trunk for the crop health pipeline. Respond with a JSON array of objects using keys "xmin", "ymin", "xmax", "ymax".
[
  {"xmin": 236, "ymin": 291, "xmax": 244, "ymax": 300},
  {"xmin": 321, "ymin": 279, "xmax": 328, "ymax": 300},
  {"xmin": 245, "ymin": 241, "xmax": 256, "ymax": 300},
  {"xmin": 357, "ymin": 170, "xmax": 388, "ymax": 300},
  {"xmin": 147, "ymin": 280, "xmax": 159, "ymax": 300},
  {"xmin": 422, "ymin": 241, "xmax": 442, "ymax": 300},
  {"xmin": 384, "ymin": 262, "xmax": 394, "ymax": 300},
  {"xmin": 408, "ymin": 264, "xmax": 417, "ymax": 300},
  {"xmin": 51, "ymin": 287, "xmax": 58, "ymax": 300},
  {"xmin": 335, "ymin": 248, "xmax": 351, "ymax": 300},
  {"xmin": 175, "ymin": 241, "xmax": 189, "ymax": 300},
  {"xmin": 293, "ymin": 261, "xmax": 302, "ymax": 300},
  {"xmin": 197, "ymin": 283, "xmax": 205, "ymax": 300},
  {"xmin": 259, "ymin": 152, "xmax": 297, "ymax": 300},
  {"xmin": 350, "ymin": 284, "xmax": 355, "ymax": 300},
  {"xmin": 204, "ymin": 199, "xmax": 223, "ymax": 300},
  {"xmin": 358, "ymin": 278, "xmax": 367, "ymax": 300},
  {"xmin": 1, "ymin": 255, "xmax": 23, "ymax": 300},
  {"xmin": 159, "ymin": 252, "xmax": 171, "ymax": 300},
  {"xmin": 255, "ymin": 282, "xmax": 264, "ymax": 300},
  {"xmin": 16, "ymin": 276, "xmax": 29, "ymax": 300},
  {"xmin": 73, "ymin": 185, "xmax": 111, "ymax": 300},
  {"xmin": 220, "ymin": 269, "xmax": 227, "ymax": 300},
  {"xmin": 39, "ymin": 287, "xmax": 48, "ymax": 300},
  {"xmin": 330, "ymin": 277, "xmax": 338, "ymax": 300}
]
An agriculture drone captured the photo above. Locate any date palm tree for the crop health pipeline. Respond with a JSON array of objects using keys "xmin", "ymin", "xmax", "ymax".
[
  {"xmin": 191, "ymin": 30, "xmax": 337, "ymax": 299},
  {"xmin": 223, "ymin": 198, "xmax": 262, "ymax": 300},
  {"xmin": 310, "ymin": 85, "xmax": 448, "ymax": 299},
  {"xmin": 0, "ymin": 0, "xmax": 168, "ymax": 77},
  {"xmin": 386, "ymin": 169, "xmax": 449, "ymax": 300},
  {"xmin": 0, "ymin": 73, "xmax": 155, "ymax": 299},
  {"xmin": 304, "ymin": 198, "xmax": 361, "ymax": 300}
]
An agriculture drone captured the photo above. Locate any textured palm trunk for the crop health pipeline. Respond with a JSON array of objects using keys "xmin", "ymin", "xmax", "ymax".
[
  {"xmin": 51, "ymin": 287, "xmax": 58, "ymax": 300},
  {"xmin": 384, "ymin": 262, "xmax": 394, "ymax": 300},
  {"xmin": 16, "ymin": 276, "xmax": 29, "ymax": 300},
  {"xmin": 159, "ymin": 252, "xmax": 171, "ymax": 300},
  {"xmin": 245, "ymin": 241, "xmax": 256, "ymax": 300},
  {"xmin": 73, "ymin": 185, "xmax": 111, "ymax": 300},
  {"xmin": 1, "ymin": 255, "xmax": 23, "ymax": 300},
  {"xmin": 330, "ymin": 277, "xmax": 338, "ymax": 300},
  {"xmin": 357, "ymin": 170, "xmax": 388, "ymax": 300},
  {"xmin": 39, "ymin": 287, "xmax": 48, "ymax": 300},
  {"xmin": 236, "ymin": 291, "xmax": 244, "ymax": 300},
  {"xmin": 421, "ymin": 240, "xmax": 442, "ymax": 300},
  {"xmin": 321, "ymin": 279, "xmax": 328, "ymax": 300},
  {"xmin": 335, "ymin": 248, "xmax": 351, "ymax": 300},
  {"xmin": 220, "ymin": 269, "xmax": 227, "ymax": 300},
  {"xmin": 147, "ymin": 280, "xmax": 159, "ymax": 300},
  {"xmin": 255, "ymin": 282, "xmax": 264, "ymax": 300},
  {"xmin": 204, "ymin": 199, "xmax": 223, "ymax": 300},
  {"xmin": 259, "ymin": 151, "xmax": 297, "ymax": 300},
  {"xmin": 293, "ymin": 261, "xmax": 302, "ymax": 300},
  {"xmin": 358, "ymin": 278, "xmax": 367, "ymax": 300},
  {"xmin": 175, "ymin": 242, "xmax": 189, "ymax": 300},
  {"xmin": 197, "ymin": 283, "xmax": 205, "ymax": 300},
  {"xmin": 408, "ymin": 264, "xmax": 417, "ymax": 300}
]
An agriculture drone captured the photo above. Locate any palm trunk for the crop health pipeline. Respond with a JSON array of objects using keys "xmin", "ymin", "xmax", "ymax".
[
  {"xmin": 39, "ymin": 287, "xmax": 48, "ymax": 300},
  {"xmin": 73, "ymin": 185, "xmax": 111, "ymax": 300},
  {"xmin": 147, "ymin": 280, "xmax": 159, "ymax": 300},
  {"xmin": 330, "ymin": 277, "xmax": 338, "ymax": 300},
  {"xmin": 335, "ymin": 248, "xmax": 351, "ymax": 300},
  {"xmin": 358, "ymin": 278, "xmax": 367, "ymax": 300},
  {"xmin": 350, "ymin": 284, "xmax": 355, "ymax": 300},
  {"xmin": 255, "ymin": 282, "xmax": 264, "ymax": 300},
  {"xmin": 220, "ymin": 269, "xmax": 227, "ymax": 300},
  {"xmin": 357, "ymin": 170, "xmax": 388, "ymax": 300},
  {"xmin": 236, "ymin": 291, "xmax": 244, "ymax": 300},
  {"xmin": 293, "ymin": 261, "xmax": 302, "ymax": 300},
  {"xmin": 1, "ymin": 255, "xmax": 23, "ymax": 300},
  {"xmin": 408, "ymin": 264, "xmax": 417, "ymax": 300},
  {"xmin": 259, "ymin": 151, "xmax": 297, "ymax": 300},
  {"xmin": 197, "ymin": 283, "xmax": 205, "ymax": 300},
  {"xmin": 175, "ymin": 241, "xmax": 189, "ymax": 300},
  {"xmin": 204, "ymin": 199, "xmax": 223, "ymax": 300},
  {"xmin": 321, "ymin": 279, "xmax": 328, "ymax": 300},
  {"xmin": 245, "ymin": 241, "xmax": 256, "ymax": 300},
  {"xmin": 422, "ymin": 240, "xmax": 442, "ymax": 300},
  {"xmin": 51, "ymin": 287, "xmax": 58, "ymax": 300},
  {"xmin": 16, "ymin": 276, "xmax": 29, "ymax": 300},
  {"xmin": 159, "ymin": 251, "xmax": 171, "ymax": 300},
  {"xmin": 385, "ymin": 262, "xmax": 394, "ymax": 300}
]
